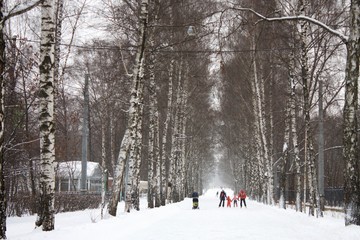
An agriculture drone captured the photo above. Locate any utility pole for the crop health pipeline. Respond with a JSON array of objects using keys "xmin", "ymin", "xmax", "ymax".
[
  {"xmin": 81, "ymin": 74, "xmax": 89, "ymax": 192},
  {"xmin": 318, "ymin": 79, "xmax": 325, "ymax": 215}
]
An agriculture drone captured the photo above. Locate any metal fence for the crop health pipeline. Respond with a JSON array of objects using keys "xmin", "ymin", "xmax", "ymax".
[
  {"xmin": 7, "ymin": 192, "xmax": 103, "ymax": 217},
  {"xmin": 275, "ymin": 188, "xmax": 344, "ymax": 207}
]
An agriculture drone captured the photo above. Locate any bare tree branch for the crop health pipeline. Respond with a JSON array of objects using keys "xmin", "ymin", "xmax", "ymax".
[
  {"xmin": 229, "ymin": 7, "xmax": 348, "ymax": 43},
  {"xmin": 2, "ymin": 0, "xmax": 44, "ymax": 24}
]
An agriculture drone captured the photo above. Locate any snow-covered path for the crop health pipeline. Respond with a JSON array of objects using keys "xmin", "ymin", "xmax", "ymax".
[{"xmin": 6, "ymin": 188, "xmax": 360, "ymax": 240}]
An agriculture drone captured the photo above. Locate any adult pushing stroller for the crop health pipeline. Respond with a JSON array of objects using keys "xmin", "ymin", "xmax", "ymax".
[{"xmin": 192, "ymin": 192, "xmax": 199, "ymax": 209}]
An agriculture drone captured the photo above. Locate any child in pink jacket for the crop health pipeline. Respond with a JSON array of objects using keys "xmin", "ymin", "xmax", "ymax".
[
  {"xmin": 226, "ymin": 196, "xmax": 232, "ymax": 207},
  {"xmin": 232, "ymin": 195, "xmax": 238, "ymax": 207}
]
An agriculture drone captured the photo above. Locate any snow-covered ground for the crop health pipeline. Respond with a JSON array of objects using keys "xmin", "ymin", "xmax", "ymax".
[{"xmin": 7, "ymin": 188, "xmax": 360, "ymax": 240}]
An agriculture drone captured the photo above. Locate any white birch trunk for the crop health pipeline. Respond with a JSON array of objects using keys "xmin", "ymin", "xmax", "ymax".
[
  {"xmin": 167, "ymin": 115, "xmax": 176, "ymax": 203},
  {"xmin": 108, "ymin": 128, "xmax": 130, "ymax": 216},
  {"xmin": 108, "ymin": 0, "xmax": 149, "ymax": 215},
  {"xmin": 147, "ymin": 45, "xmax": 155, "ymax": 208},
  {"xmin": 280, "ymin": 92, "xmax": 291, "ymax": 210},
  {"xmin": 267, "ymin": 24, "xmax": 280, "ymax": 206},
  {"xmin": 124, "ymin": 0, "xmax": 149, "ymax": 213},
  {"xmin": 125, "ymin": 64, "xmax": 145, "ymax": 212},
  {"xmin": 125, "ymin": 69, "xmax": 144, "ymax": 212},
  {"xmin": 268, "ymin": 57, "xmax": 275, "ymax": 206},
  {"xmin": 252, "ymin": 75, "xmax": 262, "ymax": 200},
  {"xmin": 130, "ymin": 80, "xmax": 145, "ymax": 211},
  {"xmin": 54, "ymin": 0, "xmax": 64, "ymax": 85},
  {"xmin": 289, "ymin": 50, "xmax": 302, "ymax": 212},
  {"xmin": 251, "ymin": 37, "xmax": 266, "ymax": 202},
  {"xmin": 110, "ymin": 111, "xmax": 116, "ymax": 175},
  {"xmin": 149, "ymin": 1, "xmax": 161, "ymax": 209},
  {"xmin": 259, "ymin": 73, "xmax": 271, "ymax": 205},
  {"xmin": 100, "ymin": 121, "xmax": 107, "ymax": 219},
  {"xmin": 161, "ymin": 59, "xmax": 174, "ymax": 206},
  {"xmin": 168, "ymin": 60, "xmax": 183, "ymax": 203},
  {"xmin": 153, "ymin": 93, "xmax": 161, "ymax": 207},
  {"xmin": 0, "ymin": 12, "xmax": 6, "ymax": 238},
  {"xmin": 298, "ymin": 0, "xmax": 319, "ymax": 216},
  {"xmin": 147, "ymin": 31, "xmax": 161, "ymax": 207},
  {"xmin": 36, "ymin": 0, "xmax": 56, "ymax": 231},
  {"xmin": 167, "ymin": 120, "xmax": 176, "ymax": 203},
  {"xmin": 343, "ymin": 0, "xmax": 360, "ymax": 226},
  {"xmin": 148, "ymin": 122, "xmax": 154, "ymax": 208},
  {"xmin": 179, "ymin": 70, "xmax": 189, "ymax": 201}
]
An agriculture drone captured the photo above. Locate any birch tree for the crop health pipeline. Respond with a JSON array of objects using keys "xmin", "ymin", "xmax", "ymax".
[
  {"xmin": 129, "ymin": 80, "xmax": 145, "ymax": 211},
  {"xmin": 107, "ymin": 0, "xmax": 149, "ymax": 214},
  {"xmin": 35, "ymin": 0, "xmax": 56, "ymax": 231},
  {"xmin": 147, "ymin": 1, "xmax": 162, "ymax": 207},
  {"xmin": 231, "ymin": 0, "xmax": 360, "ymax": 226},
  {"xmin": 100, "ymin": 117, "xmax": 107, "ymax": 219},
  {"xmin": 0, "ymin": 1, "xmax": 45, "ymax": 237},
  {"xmin": 0, "ymin": 4, "xmax": 5, "ymax": 236},
  {"xmin": 108, "ymin": 127, "xmax": 130, "ymax": 216},
  {"xmin": 147, "ymin": 46, "xmax": 156, "ymax": 208},
  {"xmin": 280, "ymin": 92, "xmax": 290, "ymax": 209},
  {"xmin": 178, "ymin": 63, "xmax": 189, "ymax": 201},
  {"xmin": 160, "ymin": 59, "xmax": 174, "ymax": 206},
  {"xmin": 297, "ymin": 0, "xmax": 319, "ymax": 216},
  {"xmin": 342, "ymin": 1, "xmax": 360, "ymax": 226},
  {"xmin": 267, "ymin": 51, "xmax": 275, "ymax": 207},
  {"xmin": 152, "ymin": 62, "xmax": 161, "ymax": 208},
  {"xmin": 148, "ymin": 86, "xmax": 155, "ymax": 208},
  {"xmin": 53, "ymin": 0, "xmax": 63, "ymax": 85},
  {"xmin": 251, "ymin": 69, "xmax": 263, "ymax": 200},
  {"xmin": 250, "ymin": 34, "xmax": 268, "ymax": 202},
  {"xmin": 0, "ymin": 3, "xmax": 7, "ymax": 237},
  {"xmin": 168, "ymin": 60, "xmax": 183, "ymax": 203},
  {"xmin": 107, "ymin": 0, "xmax": 150, "ymax": 215},
  {"xmin": 290, "ymin": 54, "xmax": 302, "ymax": 212}
]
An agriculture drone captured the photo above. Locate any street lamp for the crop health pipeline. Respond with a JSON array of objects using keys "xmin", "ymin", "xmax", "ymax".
[
  {"xmin": 318, "ymin": 79, "xmax": 325, "ymax": 214},
  {"xmin": 187, "ymin": 26, "xmax": 195, "ymax": 37}
]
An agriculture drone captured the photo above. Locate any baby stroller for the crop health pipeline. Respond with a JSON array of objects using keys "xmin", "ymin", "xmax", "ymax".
[{"xmin": 192, "ymin": 192, "xmax": 199, "ymax": 209}]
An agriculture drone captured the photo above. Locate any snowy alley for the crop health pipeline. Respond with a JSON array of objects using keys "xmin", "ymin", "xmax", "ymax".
[{"xmin": 6, "ymin": 188, "xmax": 360, "ymax": 240}]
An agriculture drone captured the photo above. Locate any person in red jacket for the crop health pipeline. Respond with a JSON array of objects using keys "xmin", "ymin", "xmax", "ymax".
[
  {"xmin": 226, "ymin": 195, "xmax": 232, "ymax": 207},
  {"xmin": 238, "ymin": 189, "xmax": 247, "ymax": 208}
]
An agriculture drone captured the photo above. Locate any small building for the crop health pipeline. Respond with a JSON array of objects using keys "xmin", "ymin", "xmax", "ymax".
[
  {"xmin": 55, "ymin": 161, "xmax": 149, "ymax": 195},
  {"xmin": 55, "ymin": 161, "xmax": 105, "ymax": 193}
]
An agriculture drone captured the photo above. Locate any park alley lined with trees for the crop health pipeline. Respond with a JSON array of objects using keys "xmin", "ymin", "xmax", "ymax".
[{"xmin": 0, "ymin": 0, "xmax": 360, "ymax": 238}]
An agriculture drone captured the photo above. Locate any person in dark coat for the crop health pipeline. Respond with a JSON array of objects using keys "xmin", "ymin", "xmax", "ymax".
[{"xmin": 218, "ymin": 190, "xmax": 226, "ymax": 207}]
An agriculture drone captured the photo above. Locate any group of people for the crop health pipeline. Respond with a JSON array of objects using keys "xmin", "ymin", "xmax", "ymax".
[{"xmin": 218, "ymin": 189, "xmax": 247, "ymax": 208}]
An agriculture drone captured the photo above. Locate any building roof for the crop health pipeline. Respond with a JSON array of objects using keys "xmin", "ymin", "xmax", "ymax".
[{"xmin": 56, "ymin": 161, "xmax": 101, "ymax": 179}]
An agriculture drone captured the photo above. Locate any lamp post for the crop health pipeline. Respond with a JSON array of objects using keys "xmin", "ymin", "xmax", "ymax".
[
  {"xmin": 318, "ymin": 79, "xmax": 325, "ymax": 215},
  {"xmin": 80, "ymin": 73, "xmax": 89, "ymax": 192},
  {"xmin": 187, "ymin": 26, "xmax": 195, "ymax": 37}
]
